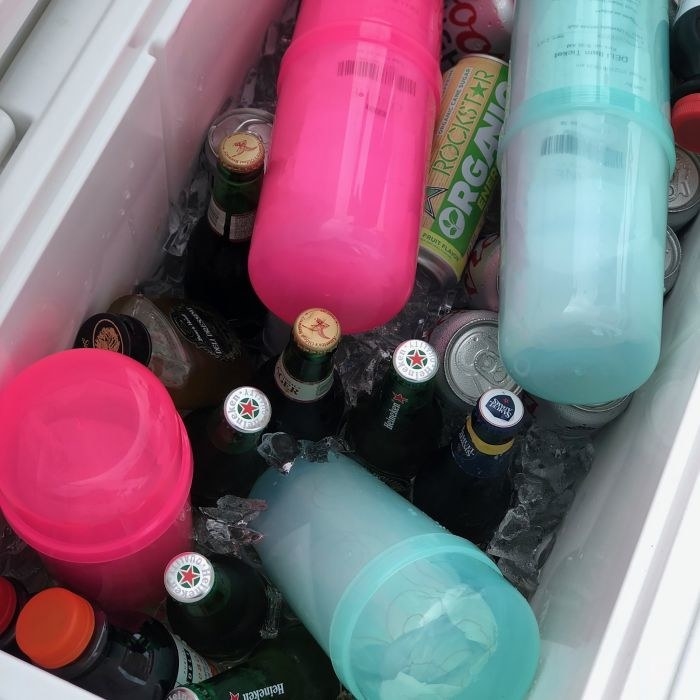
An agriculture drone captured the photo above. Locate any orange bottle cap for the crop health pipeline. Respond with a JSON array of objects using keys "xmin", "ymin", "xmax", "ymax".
[
  {"xmin": 672, "ymin": 94, "xmax": 700, "ymax": 154},
  {"xmin": 16, "ymin": 587, "xmax": 96, "ymax": 669},
  {"xmin": 0, "ymin": 576, "xmax": 17, "ymax": 635}
]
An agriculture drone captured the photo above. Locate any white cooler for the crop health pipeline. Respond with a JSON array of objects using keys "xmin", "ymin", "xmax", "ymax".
[{"xmin": 0, "ymin": 1, "xmax": 698, "ymax": 699}]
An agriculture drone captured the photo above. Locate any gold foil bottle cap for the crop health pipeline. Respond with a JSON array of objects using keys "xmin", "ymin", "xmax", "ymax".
[
  {"xmin": 218, "ymin": 132, "xmax": 265, "ymax": 173},
  {"xmin": 292, "ymin": 309, "xmax": 341, "ymax": 354}
]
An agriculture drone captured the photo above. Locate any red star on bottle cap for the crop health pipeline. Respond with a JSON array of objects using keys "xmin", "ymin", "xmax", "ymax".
[
  {"xmin": 237, "ymin": 398, "xmax": 258, "ymax": 419},
  {"xmin": 406, "ymin": 350, "xmax": 426, "ymax": 368},
  {"xmin": 178, "ymin": 564, "xmax": 199, "ymax": 587},
  {"xmin": 392, "ymin": 392, "xmax": 408, "ymax": 404}
]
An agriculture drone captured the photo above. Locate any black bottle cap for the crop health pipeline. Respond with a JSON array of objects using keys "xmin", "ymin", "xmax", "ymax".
[{"xmin": 73, "ymin": 312, "xmax": 152, "ymax": 366}]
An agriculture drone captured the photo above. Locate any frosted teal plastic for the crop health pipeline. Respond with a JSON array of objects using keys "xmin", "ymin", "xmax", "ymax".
[
  {"xmin": 250, "ymin": 452, "xmax": 540, "ymax": 700},
  {"xmin": 498, "ymin": 0, "xmax": 675, "ymax": 404}
]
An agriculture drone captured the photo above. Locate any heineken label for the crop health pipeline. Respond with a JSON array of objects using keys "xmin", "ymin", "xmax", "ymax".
[
  {"xmin": 207, "ymin": 197, "xmax": 256, "ymax": 241},
  {"xmin": 274, "ymin": 357, "xmax": 334, "ymax": 403},
  {"xmin": 420, "ymin": 55, "xmax": 508, "ymax": 283},
  {"xmin": 165, "ymin": 552, "xmax": 214, "ymax": 602},
  {"xmin": 170, "ymin": 304, "xmax": 243, "ymax": 361},
  {"xmin": 230, "ymin": 683, "xmax": 286, "ymax": 699},
  {"xmin": 172, "ymin": 632, "xmax": 219, "ymax": 685},
  {"xmin": 392, "ymin": 339, "xmax": 439, "ymax": 383}
]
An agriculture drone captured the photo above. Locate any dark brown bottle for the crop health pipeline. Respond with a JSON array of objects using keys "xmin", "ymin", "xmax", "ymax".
[
  {"xmin": 413, "ymin": 389, "xmax": 525, "ymax": 548},
  {"xmin": 74, "ymin": 295, "xmax": 253, "ymax": 410},
  {"xmin": 184, "ymin": 132, "xmax": 267, "ymax": 336},
  {"xmin": 254, "ymin": 308, "xmax": 346, "ymax": 441}
]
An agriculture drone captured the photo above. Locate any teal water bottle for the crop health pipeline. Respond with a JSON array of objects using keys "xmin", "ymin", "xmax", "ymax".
[{"xmin": 498, "ymin": 0, "xmax": 675, "ymax": 404}]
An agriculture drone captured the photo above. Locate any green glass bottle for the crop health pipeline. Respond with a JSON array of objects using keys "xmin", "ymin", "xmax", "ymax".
[
  {"xmin": 186, "ymin": 386, "xmax": 272, "ymax": 506},
  {"xmin": 413, "ymin": 388, "xmax": 526, "ymax": 548},
  {"xmin": 254, "ymin": 308, "xmax": 346, "ymax": 441},
  {"xmin": 184, "ymin": 132, "xmax": 267, "ymax": 333},
  {"xmin": 165, "ymin": 624, "xmax": 340, "ymax": 700},
  {"xmin": 165, "ymin": 552, "xmax": 268, "ymax": 663},
  {"xmin": 344, "ymin": 339, "xmax": 441, "ymax": 499}
]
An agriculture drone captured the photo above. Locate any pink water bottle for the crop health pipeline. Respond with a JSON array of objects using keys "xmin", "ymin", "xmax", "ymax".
[{"xmin": 249, "ymin": 0, "xmax": 443, "ymax": 334}]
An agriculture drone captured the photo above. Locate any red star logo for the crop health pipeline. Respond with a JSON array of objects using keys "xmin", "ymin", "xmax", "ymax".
[
  {"xmin": 392, "ymin": 392, "xmax": 408, "ymax": 404},
  {"xmin": 177, "ymin": 564, "xmax": 200, "ymax": 588},
  {"xmin": 406, "ymin": 350, "xmax": 426, "ymax": 368},
  {"xmin": 237, "ymin": 398, "xmax": 259, "ymax": 419},
  {"xmin": 230, "ymin": 694, "xmax": 240, "ymax": 700},
  {"xmin": 302, "ymin": 317, "xmax": 332, "ymax": 339}
]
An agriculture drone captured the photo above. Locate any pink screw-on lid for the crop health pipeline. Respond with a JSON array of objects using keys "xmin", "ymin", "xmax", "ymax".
[{"xmin": 0, "ymin": 349, "xmax": 193, "ymax": 564}]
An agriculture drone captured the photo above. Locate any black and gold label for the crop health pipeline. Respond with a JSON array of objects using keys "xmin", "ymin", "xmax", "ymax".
[{"xmin": 170, "ymin": 304, "xmax": 242, "ymax": 361}]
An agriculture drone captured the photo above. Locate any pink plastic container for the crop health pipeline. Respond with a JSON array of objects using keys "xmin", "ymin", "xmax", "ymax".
[
  {"xmin": 249, "ymin": 0, "xmax": 443, "ymax": 334},
  {"xmin": 0, "ymin": 349, "xmax": 193, "ymax": 612}
]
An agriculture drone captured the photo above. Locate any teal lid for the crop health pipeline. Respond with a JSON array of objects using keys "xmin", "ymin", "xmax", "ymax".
[{"xmin": 328, "ymin": 533, "xmax": 540, "ymax": 699}]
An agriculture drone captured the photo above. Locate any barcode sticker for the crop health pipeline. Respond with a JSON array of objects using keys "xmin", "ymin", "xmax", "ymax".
[
  {"xmin": 541, "ymin": 134, "xmax": 624, "ymax": 168},
  {"xmin": 337, "ymin": 59, "xmax": 416, "ymax": 95}
]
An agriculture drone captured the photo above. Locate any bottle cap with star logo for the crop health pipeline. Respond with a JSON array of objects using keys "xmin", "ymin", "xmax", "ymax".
[
  {"xmin": 392, "ymin": 339, "xmax": 439, "ymax": 383},
  {"xmin": 292, "ymin": 308, "xmax": 341, "ymax": 354},
  {"xmin": 222, "ymin": 386, "xmax": 271, "ymax": 434},
  {"xmin": 219, "ymin": 132, "xmax": 265, "ymax": 174},
  {"xmin": 164, "ymin": 552, "xmax": 216, "ymax": 604}
]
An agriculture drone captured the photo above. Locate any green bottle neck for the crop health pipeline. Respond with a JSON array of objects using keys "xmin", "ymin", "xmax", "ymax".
[
  {"xmin": 373, "ymin": 368, "xmax": 435, "ymax": 430},
  {"xmin": 176, "ymin": 563, "xmax": 233, "ymax": 618},
  {"xmin": 280, "ymin": 342, "xmax": 334, "ymax": 383},
  {"xmin": 205, "ymin": 406, "xmax": 262, "ymax": 456},
  {"xmin": 210, "ymin": 162, "xmax": 263, "ymax": 215}
]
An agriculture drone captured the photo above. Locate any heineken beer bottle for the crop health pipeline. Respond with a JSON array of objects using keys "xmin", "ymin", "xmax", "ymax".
[
  {"xmin": 344, "ymin": 339, "xmax": 441, "ymax": 499},
  {"xmin": 16, "ymin": 587, "xmax": 219, "ymax": 699},
  {"xmin": 166, "ymin": 624, "xmax": 339, "ymax": 700},
  {"xmin": 254, "ymin": 308, "xmax": 345, "ymax": 441},
  {"xmin": 184, "ymin": 132, "xmax": 267, "ymax": 333},
  {"xmin": 165, "ymin": 552, "xmax": 268, "ymax": 663},
  {"xmin": 186, "ymin": 386, "xmax": 272, "ymax": 505},
  {"xmin": 413, "ymin": 388, "xmax": 525, "ymax": 547}
]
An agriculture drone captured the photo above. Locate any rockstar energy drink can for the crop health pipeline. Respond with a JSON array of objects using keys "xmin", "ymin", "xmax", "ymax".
[{"xmin": 419, "ymin": 55, "xmax": 508, "ymax": 290}]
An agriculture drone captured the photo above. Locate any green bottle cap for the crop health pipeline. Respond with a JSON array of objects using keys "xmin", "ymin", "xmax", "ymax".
[
  {"xmin": 392, "ymin": 339, "xmax": 439, "ymax": 383},
  {"xmin": 164, "ymin": 552, "xmax": 215, "ymax": 603},
  {"xmin": 223, "ymin": 386, "xmax": 272, "ymax": 434}
]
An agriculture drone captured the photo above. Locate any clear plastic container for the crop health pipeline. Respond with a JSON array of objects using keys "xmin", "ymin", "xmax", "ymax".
[
  {"xmin": 498, "ymin": 0, "xmax": 675, "ymax": 404},
  {"xmin": 248, "ymin": 0, "xmax": 443, "ymax": 333},
  {"xmin": 250, "ymin": 452, "xmax": 540, "ymax": 700},
  {"xmin": 0, "ymin": 349, "xmax": 193, "ymax": 612}
]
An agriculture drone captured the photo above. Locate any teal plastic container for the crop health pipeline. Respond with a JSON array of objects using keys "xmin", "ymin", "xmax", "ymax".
[
  {"xmin": 498, "ymin": 0, "xmax": 675, "ymax": 404},
  {"xmin": 250, "ymin": 452, "xmax": 540, "ymax": 700}
]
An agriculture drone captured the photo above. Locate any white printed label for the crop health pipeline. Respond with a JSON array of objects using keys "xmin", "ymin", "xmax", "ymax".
[
  {"xmin": 273, "ymin": 358, "xmax": 334, "ymax": 403},
  {"xmin": 207, "ymin": 198, "xmax": 255, "ymax": 241},
  {"xmin": 172, "ymin": 632, "xmax": 218, "ymax": 685}
]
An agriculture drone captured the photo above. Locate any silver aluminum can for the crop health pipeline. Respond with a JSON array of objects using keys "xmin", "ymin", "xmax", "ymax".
[
  {"xmin": 668, "ymin": 145, "xmax": 700, "ymax": 230},
  {"xmin": 665, "ymin": 225, "xmax": 682, "ymax": 295},
  {"xmin": 522, "ymin": 393, "xmax": 633, "ymax": 440},
  {"xmin": 463, "ymin": 233, "xmax": 500, "ymax": 311},
  {"xmin": 428, "ymin": 309, "xmax": 520, "ymax": 410},
  {"xmin": 206, "ymin": 107, "xmax": 274, "ymax": 176},
  {"xmin": 441, "ymin": 0, "xmax": 515, "ymax": 70}
]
